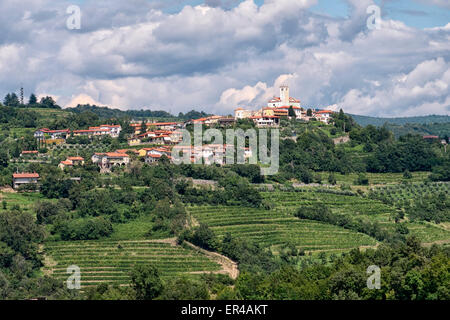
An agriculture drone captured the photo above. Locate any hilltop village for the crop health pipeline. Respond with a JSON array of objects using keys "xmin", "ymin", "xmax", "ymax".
[{"xmin": 13, "ymin": 86, "xmax": 337, "ymax": 188}]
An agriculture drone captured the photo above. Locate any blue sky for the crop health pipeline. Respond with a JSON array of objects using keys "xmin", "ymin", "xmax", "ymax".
[
  {"xmin": 311, "ymin": 0, "xmax": 449, "ymax": 29},
  {"xmin": 0, "ymin": 0, "xmax": 448, "ymax": 116}
]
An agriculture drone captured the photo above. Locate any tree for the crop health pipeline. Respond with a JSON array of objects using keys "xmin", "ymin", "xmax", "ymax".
[
  {"xmin": 130, "ymin": 264, "xmax": 163, "ymax": 300},
  {"xmin": 28, "ymin": 94, "xmax": 38, "ymax": 106},
  {"xmin": 0, "ymin": 150, "xmax": 8, "ymax": 167},
  {"xmin": 328, "ymin": 173, "xmax": 337, "ymax": 185},
  {"xmin": 306, "ymin": 109, "xmax": 312, "ymax": 117},
  {"xmin": 39, "ymin": 96, "xmax": 60, "ymax": 109},
  {"xmin": 3, "ymin": 93, "xmax": 20, "ymax": 107},
  {"xmin": 403, "ymin": 169, "xmax": 412, "ymax": 179},
  {"xmin": 288, "ymin": 106, "xmax": 296, "ymax": 118},
  {"xmin": 160, "ymin": 277, "xmax": 209, "ymax": 300}
]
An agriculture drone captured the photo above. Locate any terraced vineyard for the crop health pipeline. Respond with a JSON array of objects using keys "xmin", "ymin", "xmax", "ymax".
[
  {"xmin": 370, "ymin": 182, "xmax": 450, "ymax": 207},
  {"xmin": 188, "ymin": 189, "xmax": 450, "ymax": 253},
  {"xmin": 188, "ymin": 204, "xmax": 377, "ymax": 254},
  {"xmin": 44, "ymin": 240, "xmax": 221, "ymax": 287}
]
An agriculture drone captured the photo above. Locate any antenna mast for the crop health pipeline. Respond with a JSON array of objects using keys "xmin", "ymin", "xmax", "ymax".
[{"xmin": 20, "ymin": 84, "xmax": 24, "ymax": 105}]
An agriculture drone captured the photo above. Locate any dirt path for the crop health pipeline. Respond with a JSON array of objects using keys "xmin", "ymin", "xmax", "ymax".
[
  {"xmin": 183, "ymin": 241, "xmax": 239, "ymax": 280},
  {"xmin": 422, "ymin": 239, "xmax": 450, "ymax": 247}
]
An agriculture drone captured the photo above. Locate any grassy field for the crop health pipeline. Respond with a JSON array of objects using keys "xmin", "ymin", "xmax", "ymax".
[
  {"xmin": 0, "ymin": 191, "xmax": 47, "ymax": 216},
  {"xmin": 44, "ymin": 240, "xmax": 221, "ymax": 287}
]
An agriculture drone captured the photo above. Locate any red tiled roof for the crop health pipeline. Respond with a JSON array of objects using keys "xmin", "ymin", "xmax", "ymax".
[
  {"xmin": 38, "ymin": 128, "xmax": 70, "ymax": 134},
  {"xmin": 60, "ymin": 160, "xmax": 73, "ymax": 166},
  {"xmin": 147, "ymin": 122, "xmax": 178, "ymax": 126},
  {"xmin": 315, "ymin": 110, "xmax": 333, "ymax": 114},
  {"xmin": 105, "ymin": 152, "xmax": 129, "ymax": 158},
  {"xmin": 13, "ymin": 173, "xmax": 39, "ymax": 179},
  {"xmin": 116, "ymin": 149, "xmax": 139, "ymax": 154},
  {"xmin": 21, "ymin": 150, "xmax": 38, "ymax": 154},
  {"xmin": 67, "ymin": 157, "xmax": 84, "ymax": 161}
]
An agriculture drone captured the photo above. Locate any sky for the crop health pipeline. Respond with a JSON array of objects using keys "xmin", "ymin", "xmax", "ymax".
[{"xmin": 0, "ymin": 0, "xmax": 449, "ymax": 117}]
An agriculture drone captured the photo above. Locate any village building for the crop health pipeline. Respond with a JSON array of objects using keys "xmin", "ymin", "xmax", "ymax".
[
  {"xmin": 116, "ymin": 149, "xmax": 140, "ymax": 156},
  {"xmin": 217, "ymin": 117, "xmax": 236, "ymax": 127},
  {"xmin": 128, "ymin": 137, "xmax": 142, "ymax": 146},
  {"xmin": 250, "ymin": 115, "xmax": 280, "ymax": 127},
  {"xmin": 34, "ymin": 128, "xmax": 70, "ymax": 140},
  {"xmin": 314, "ymin": 110, "xmax": 334, "ymax": 124},
  {"xmin": 91, "ymin": 152, "xmax": 130, "ymax": 172},
  {"xmin": 234, "ymin": 85, "xmax": 302, "ymax": 121},
  {"xmin": 267, "ymin": 85, "xmax": 301, "ymax": 109},
  {"xmin": 73, "ymin": 124, "xmax": 122, "ymax": 138},
  {"xmin": 58, "ymin": 156, "xmax": 85, "ymax": 170},
  {"xmin": 12, "ymin": 172, "xmax": 39, "ymax": 189},
  {"xmin": 138, "ymin": 131, "xmax": 172, "ymax": 145},
  {"xmin": 234, "ymin": 108, "xmax": 255, "ymax": 120}
]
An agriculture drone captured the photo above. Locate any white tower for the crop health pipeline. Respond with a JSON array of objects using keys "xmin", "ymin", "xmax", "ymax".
[{"xmin": 280, "ymin": 85, "xmax": 290, "ymax": 106}]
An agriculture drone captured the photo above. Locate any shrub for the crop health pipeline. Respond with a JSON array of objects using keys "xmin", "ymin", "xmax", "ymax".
[{"xmin": 57, "ymin": 217, "xmax": 113, "ymax": 240}]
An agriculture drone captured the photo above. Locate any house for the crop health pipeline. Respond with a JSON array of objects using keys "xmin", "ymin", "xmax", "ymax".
[
  {"xmin": 34, "ymin": 128, "xmax": 70, "ymax": 140},
  {"xmin": 314, "ymin": 110, "xmax": 334, "ymax": 124},
  {"xmin": 138, "ymin": 147, "xmax": 171, "ymax": 158},
  {"xmin": 217, "ymin": 117, "xmax": 236, "ymax": 127},
  {"xmin": 146, "ymin": 122, "xmax": 180, "ymax": 131},
  {"xmin": 128, "ymin": 137, "xmax": 142, "ymax": 146},
  {"xmin": 73, "ymin": 124, "xmax": 122, "ymax": 138},
  {"xmin": 116, "ymin": 149, "xmax": 140, "ymax": 156},
  {"xmin": 234, "ymin": 108, "xmax": 255, "ymax": 120},
  {"xmin": 12, "ymin": 172, "xmax": 39, "ymax": 189},
  {"xmin": 145, "ymin": 153, "xmax": 172, "ymax": 164},
  {"xmin": 276, "ymin": 106, "xmax": 302, "ymax": 119},
  {"xmin": 138, "ymin": 131, "xmax": 171, "ymax": 145},
  {"xmin": 58, "ymin": 156, "xmax": 85, "ymax": 170},
  {"xmin": 99, "ymin": 125, "xmax": 122, "ymax": 138},
  {"xmin": 250, "ymin": 115, "xmax": 280, "ymax": 127},
  {"xmin": 91, "ymin": 152, "xmax": 130, "ymax": 171}
]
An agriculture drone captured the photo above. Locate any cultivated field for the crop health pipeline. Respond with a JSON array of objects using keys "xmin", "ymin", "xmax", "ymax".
[
  {"xmin": 44, "ymin": 240, "xmax": 221, "ymax": 287},
  {"xmin": 188, "ymin": 188, "xmax": 450, "ymax": 254}
]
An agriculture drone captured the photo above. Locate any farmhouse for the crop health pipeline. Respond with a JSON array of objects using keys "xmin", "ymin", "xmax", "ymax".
[
  {"xmin": 34, "ymin": 128, "xmax": 70, "ymax": 140},
  {"xmin": 250, "ymin": 115, "xmax": 280, "ymax": 127},
  {"xmin": 91, "ymin": 152, "xmax": 130, "ymax": 172},
  {"xmin": 73, "ymin": 124, "xmax": 122, "ymax": 138},
  {"xmin": 59, "ymin": 156, "xmax": 85, "ymax": 170},
  {"xmin": 12, "ymin": 172, "xmax": 39, "ymax": 189},
  {"xmin": 314, "ymin": 110, "xmax": 334, "ymax": 124}
]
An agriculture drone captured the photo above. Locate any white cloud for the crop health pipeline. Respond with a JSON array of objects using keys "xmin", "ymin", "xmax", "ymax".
[{"xmin": 0, "ymin": 0, "xmax": 448, "ymax": 117}]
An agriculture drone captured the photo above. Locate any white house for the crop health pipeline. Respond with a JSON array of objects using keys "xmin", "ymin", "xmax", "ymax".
[
  {"xmin": 12, "ymin": 173, "xmax": 39, "ymax": 189},
  {"xmin": 92, "ymin": 152, "xmax": 130, "ymax": 171}
]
